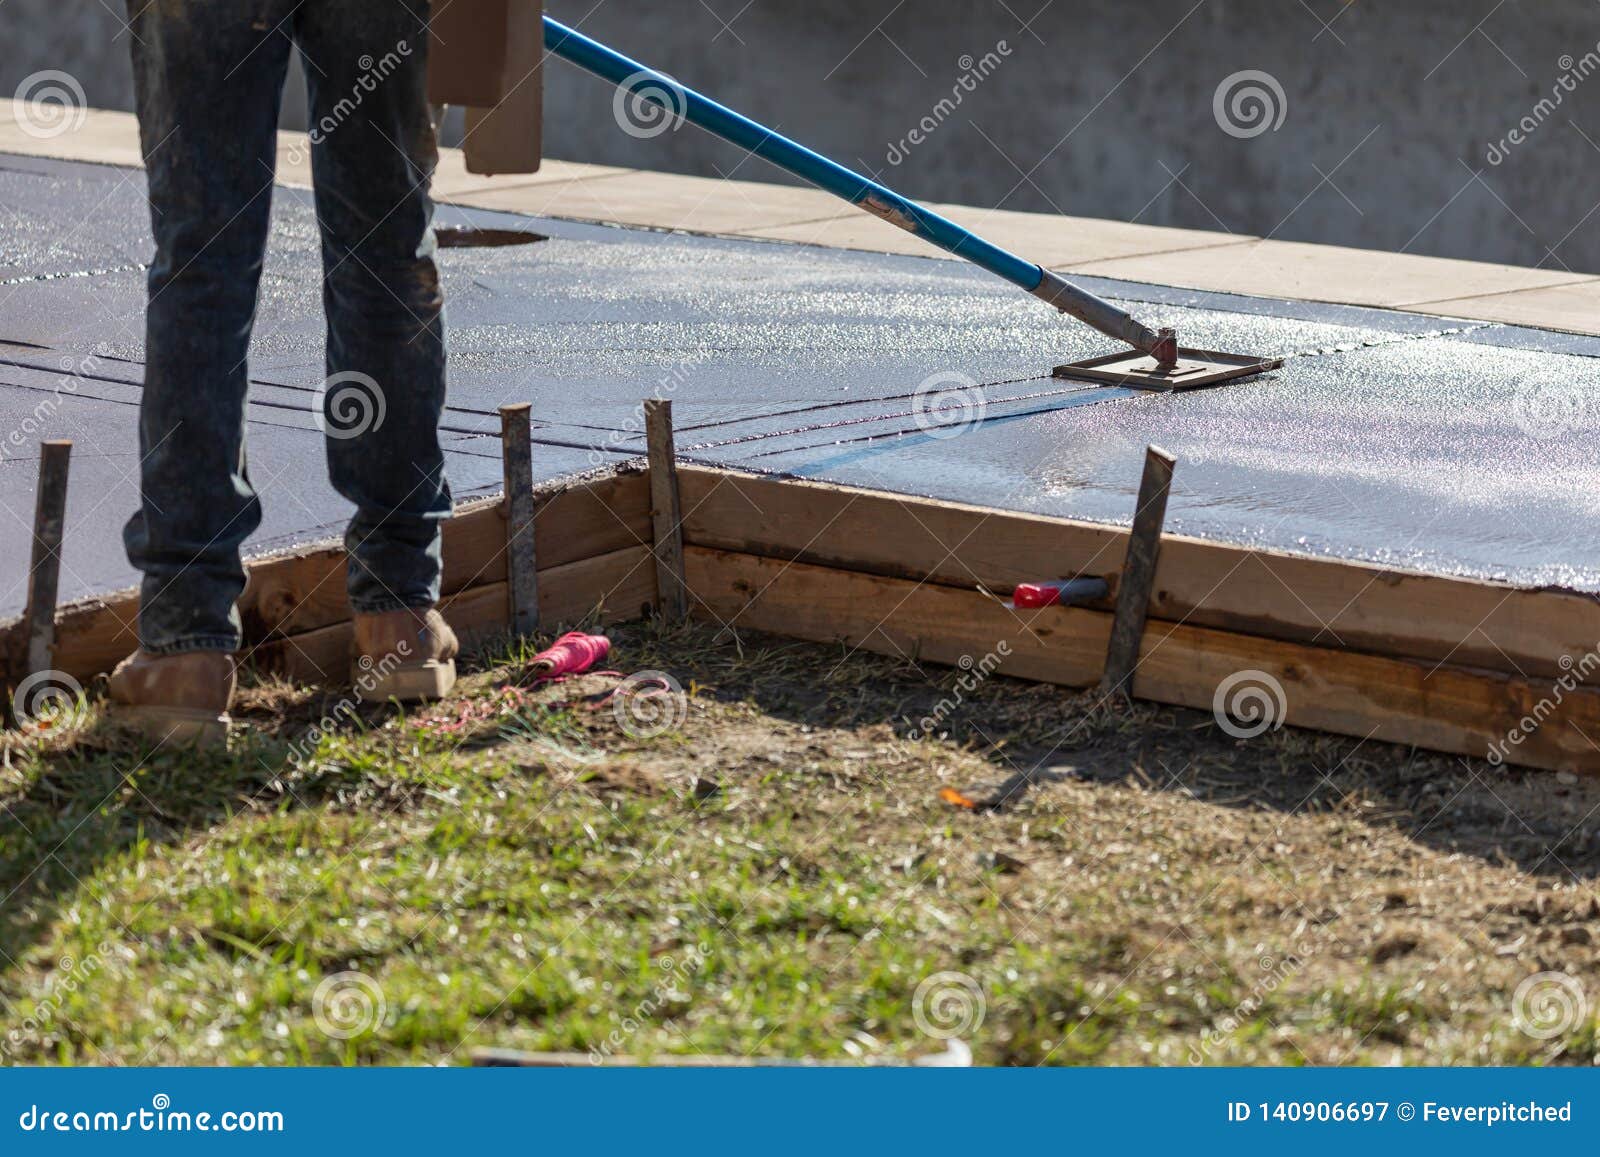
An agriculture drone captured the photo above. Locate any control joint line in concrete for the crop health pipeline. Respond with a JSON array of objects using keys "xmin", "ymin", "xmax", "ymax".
[
  {"xmin": 0, "ymin": 348, "xmax": 616, "ymax": 437},
  {"xmin": 0, "ymin": 263, "xmax": 149, "ymax": 287},
  {"xmin": 729, "ymin": 323, "xmax": 1508, "ymax": 460},
  {"xmin": 673, "ymin": 321, "xmax": 1504, "ymax": 455},
  {"xmin": 678, "ymin": 380, "xmax": 1114, "ymax": 455},
  {"xmin": 1280, "ymin": 322, "xmax": 1495, "ymax": 361},
  {"xmin": 671, "ymin": 372, "xmax": 1065, "ymax": 433}
]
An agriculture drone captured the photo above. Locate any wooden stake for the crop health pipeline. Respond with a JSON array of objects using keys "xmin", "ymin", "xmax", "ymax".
[
  {"xmin": 645, "ymin": 398, "xmax": 688, "ymax": 619},
  {"xmin": 22, "ymin": 441, "xmax": 71, "ymax": 678},
  {"xmin": 498, "ymin": 404, "xmax": 539, "ymax": 637},
  {"xmin": 1100, "ymin": 445, "xmax": 1176, "ymax": 699}
]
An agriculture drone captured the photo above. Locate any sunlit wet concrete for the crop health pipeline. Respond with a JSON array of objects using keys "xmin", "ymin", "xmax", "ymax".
[{"xmin": 1, "ymin": 153, "xmax": 1595, "ymax": 615}]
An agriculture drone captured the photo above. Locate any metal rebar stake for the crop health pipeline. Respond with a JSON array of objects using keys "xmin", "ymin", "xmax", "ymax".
[
  {"xmin": 23, "ymin": 441, "xmax": 72, "ymax": 679},
  {"xmin": 1100, "ymin": 445, "xmax": 1176, "ymax": 699},
  {"xmin": 499, "ymin": 404, "xmax": 540, "ymax": 637},
  {"xmin": 645, "ymin": 399, "xmax": 688, "ymax": 620}
]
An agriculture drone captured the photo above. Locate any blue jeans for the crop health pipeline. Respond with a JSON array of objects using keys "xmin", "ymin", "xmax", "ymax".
[{"xmin": 124, "ymin": 0, "xmax": 450, "ymax": 655}]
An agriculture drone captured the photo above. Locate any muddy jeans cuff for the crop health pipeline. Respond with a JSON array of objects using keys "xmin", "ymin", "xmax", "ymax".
[
  {"xmin": 139, "ymin": 634, "xmax": 241, "ymax": 657},
  {"xmin": 349, "ymin": 596, "xmax": 438, "ymax": 616}
]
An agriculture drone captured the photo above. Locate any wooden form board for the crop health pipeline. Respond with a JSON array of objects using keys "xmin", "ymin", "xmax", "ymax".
[
  {"xmin": 6, "ymin": 454, "xmax": 1597, "ymax": 774},
  {"xmin": 678, "ymin": 466, "xmax": 1600, "ymax": 683},
  {"xmin": 2, "ymin": 471, "xmax": 652, "ymax": 685},
  {"xmin": 687, "ymin": 546, "xmax": 1600, "ymax": 774},
  {"xmin": 256, "ymin": 545, "xmax": 656, "ymax": 684}
]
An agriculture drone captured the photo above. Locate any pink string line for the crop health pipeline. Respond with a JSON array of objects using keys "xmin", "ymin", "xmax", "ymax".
[{"xmin": 531, "ymin": 631, "xmax": 612, "ymax": 680}]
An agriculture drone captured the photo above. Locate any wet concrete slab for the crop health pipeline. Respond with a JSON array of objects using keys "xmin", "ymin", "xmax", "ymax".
[
  {"xmin": 742, "ymin": 338, "xmax": 1599, "ymax": 591},
  {"xmin": 0, "ymin": 152, "xmax": 1595, "ymax": 619}
]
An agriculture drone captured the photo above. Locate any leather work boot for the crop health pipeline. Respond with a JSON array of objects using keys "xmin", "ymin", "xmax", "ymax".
[
  {"xmin": 352, "ymin": 607, "xmax": 459, "ymax": 703},
  {"xmin": 107, "ymin": 650, "xmax": 236, "ymax": 747}
]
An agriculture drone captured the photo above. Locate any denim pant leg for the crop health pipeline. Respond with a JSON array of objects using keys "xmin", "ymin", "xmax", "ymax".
[
  {"xmin": 295, "ymin": 3, "xmax": 451, "ymax": 615},
  {"xmin": 123, "ymin": 1, "xmax": 297, "ymax": 654}
]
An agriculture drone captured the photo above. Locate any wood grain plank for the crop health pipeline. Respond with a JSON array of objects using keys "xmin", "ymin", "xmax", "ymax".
[
  {"xmin": 679, "ymin": 466, "xmax": 1600, "ymax": 681},
  {"xmin": 16, "ymin": 472, "xmax": 651, "ymax": 683},
  {"xmin": 242, "ymin": 471, "xmax": 649, "ymax": 640},
  {"xmin": 686, "ymin": 545, "xmax": 1600, "ymax": 774},
  {"xmin": 256, "ymin": 544, "xmax": 657, "ymax": 684}
]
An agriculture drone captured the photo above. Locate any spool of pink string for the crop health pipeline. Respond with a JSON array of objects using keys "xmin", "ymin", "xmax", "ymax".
[{"xmin": 529, "ymin": 632, "xmax": 612, "ymax": 681}]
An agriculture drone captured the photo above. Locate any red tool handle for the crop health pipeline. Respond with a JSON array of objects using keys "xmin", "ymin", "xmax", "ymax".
[
  {"xmin": 1010, "ymin": 577, "xmax": 1111, "ymax": 609},
  {"xmin": 1012, "ymin": 582, "xmax": 1064, "ymax": 609}
]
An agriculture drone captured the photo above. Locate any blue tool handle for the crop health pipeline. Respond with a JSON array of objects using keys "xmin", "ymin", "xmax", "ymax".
[{"xmin": 542, "ymin": 15, "xmax": 1166, "ymax": 358}]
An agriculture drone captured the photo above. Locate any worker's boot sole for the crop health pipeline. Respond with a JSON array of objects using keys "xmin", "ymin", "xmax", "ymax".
[
  {"xmin": 355, "ymin": 659, "xmax": 457, "ymax": 704},
  {"xmin": 115, "ymin": 706, "xmax": 232, "ymax": 749}
]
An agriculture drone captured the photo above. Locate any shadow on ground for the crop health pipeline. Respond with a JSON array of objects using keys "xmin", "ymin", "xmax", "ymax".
[{"xmin": 0, "ymin": 617, "xmax": 1597, "ymax": 1064}]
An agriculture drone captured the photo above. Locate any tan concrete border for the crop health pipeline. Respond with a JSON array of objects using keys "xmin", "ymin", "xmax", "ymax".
[{"xmin": 5, "ymin": 104, "xmax": 1597, "ymax": 336}]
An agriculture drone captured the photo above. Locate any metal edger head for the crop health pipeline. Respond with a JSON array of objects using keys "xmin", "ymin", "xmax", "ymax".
[
  {"xmin": 1053, "ymin": 330, "xmax": 1285, "ymax": 392},
  {"xmin": 1030, "ymin": 271, "xmax": 1283, "ymax": 391}
]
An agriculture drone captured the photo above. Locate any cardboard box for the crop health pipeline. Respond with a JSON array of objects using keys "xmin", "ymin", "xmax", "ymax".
[{"xmin": 427, "ymin": 0, "xmax": 542, "ymax": 175}]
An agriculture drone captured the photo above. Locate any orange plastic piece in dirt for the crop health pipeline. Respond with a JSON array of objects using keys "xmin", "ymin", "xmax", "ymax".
[{"xmin": 940, "ymin": 787, "xmax": 979, "ymax": 810}]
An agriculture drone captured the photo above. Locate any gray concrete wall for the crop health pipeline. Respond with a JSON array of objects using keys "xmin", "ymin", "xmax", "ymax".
[{"xmin": 6, "ymin": 0, "xmax": 1599, "ymax": 272}]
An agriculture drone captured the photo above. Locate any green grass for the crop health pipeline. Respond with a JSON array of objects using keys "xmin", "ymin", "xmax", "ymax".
[{"xmin": 1, "ymin": 619, "xmax": 1597, "ymax": 1065}]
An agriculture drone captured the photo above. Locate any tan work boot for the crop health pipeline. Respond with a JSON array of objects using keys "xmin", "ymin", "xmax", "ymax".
[
  {"xmin": 352, "ymin": 607, "xmax": 458, "ymax": 703},
  {"xmin": 107, "ymin": 650, "xmax": 236, "ymax": 747}
]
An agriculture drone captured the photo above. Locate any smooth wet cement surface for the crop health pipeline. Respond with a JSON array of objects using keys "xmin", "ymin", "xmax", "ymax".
[{"xmin": 1, "ymin": 152, "xmax": 1596, "ymax": 616}]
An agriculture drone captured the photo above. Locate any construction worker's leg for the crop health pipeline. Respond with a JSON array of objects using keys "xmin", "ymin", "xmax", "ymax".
[
  {"xmin": 296, "ymin": 3, "xmax": 451, "ymax": 619},
  {"xmin": 122, "ymin": 1, "xmax": 295, "ymax": 655}
]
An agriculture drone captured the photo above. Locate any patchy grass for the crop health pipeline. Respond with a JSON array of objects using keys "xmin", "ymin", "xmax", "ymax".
[{"xmin": 2, "ymin": 618, "xmax": 1598, "ymax": 1065}]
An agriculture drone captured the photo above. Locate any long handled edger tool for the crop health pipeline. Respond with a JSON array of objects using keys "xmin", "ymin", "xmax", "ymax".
[{"xmin": 543, "ymin": 15, "xmax": 1281, "ymax": 390}]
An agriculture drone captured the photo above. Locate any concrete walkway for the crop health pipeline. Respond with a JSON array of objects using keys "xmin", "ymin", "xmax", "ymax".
[{"xmin": 4, "ymin": 106, "xmax": 1599, "ymax": 336}]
